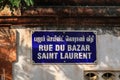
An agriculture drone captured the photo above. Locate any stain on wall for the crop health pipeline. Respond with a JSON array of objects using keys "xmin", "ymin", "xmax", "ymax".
[{"xmin": 0, "ymin": 28, "xmax": 16, "ymax": 80}]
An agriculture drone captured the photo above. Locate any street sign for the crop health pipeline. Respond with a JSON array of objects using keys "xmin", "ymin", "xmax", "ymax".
[{"xmin": 32, "ymin": 31, "xmax": 96, "ymax": 64}]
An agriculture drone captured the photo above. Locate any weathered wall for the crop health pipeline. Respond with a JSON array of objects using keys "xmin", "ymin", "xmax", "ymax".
[
  {"xmin": 0, "ymin": 1, "xmax": 119, "ymax": 80},
  {"xmin": 13, "ymin": 26, "xmax": 120, "ymax": 80},
  {"xmin": 0, "ymin": 5, "xmax": 21, "ymax": 16}
]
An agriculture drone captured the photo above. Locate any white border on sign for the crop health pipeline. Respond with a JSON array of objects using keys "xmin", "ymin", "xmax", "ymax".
[{"xmin": 31, "ymin": 30, "xmax": 97, "ymax": 65}]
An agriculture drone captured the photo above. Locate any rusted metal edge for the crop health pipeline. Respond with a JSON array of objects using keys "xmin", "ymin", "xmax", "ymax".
[
  {"xmin": 34, "ymin": 0, "xmax": 120, "ymax": 6},
  {"xmin": 0, "ymin": 16, "xmax": 120, "ymax": 27},
  {"xmin": 22, "ymin": 6, "xmax": 120, "ymax": 17}
]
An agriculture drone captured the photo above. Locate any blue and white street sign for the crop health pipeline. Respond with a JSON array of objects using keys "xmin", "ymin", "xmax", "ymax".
[{"xmin": 32, "ymin": 31, "xmax": 96, "ymax": 64}]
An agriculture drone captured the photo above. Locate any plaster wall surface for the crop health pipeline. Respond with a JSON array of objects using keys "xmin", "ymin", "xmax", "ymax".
[{"xmin": 13, "ymin": 27, "xmax": 120, "ymax": 80}]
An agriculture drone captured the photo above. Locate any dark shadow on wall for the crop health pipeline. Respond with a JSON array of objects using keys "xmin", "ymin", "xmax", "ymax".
[
  {"xmin": 30, "ymin": 66, "xmax": 55, "ymax": 80},
  {"xmin": 56, "ymin": 65, "xmax": 83, "ymax": 80}
]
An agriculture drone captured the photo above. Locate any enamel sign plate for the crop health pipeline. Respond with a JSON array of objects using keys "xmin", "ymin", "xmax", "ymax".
[{"xmin": 32, "ymin": 31, "xmax": 96, "ymax": 64}]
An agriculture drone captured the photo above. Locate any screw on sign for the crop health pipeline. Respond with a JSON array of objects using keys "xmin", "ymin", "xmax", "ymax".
[{"xmin": 0, "ymin": 28, "xmax": 16, "ymax": 80}]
